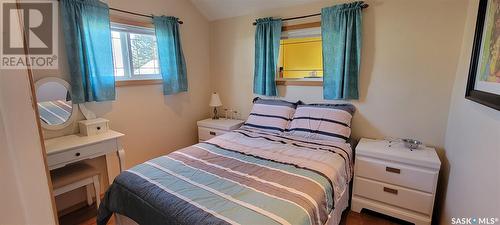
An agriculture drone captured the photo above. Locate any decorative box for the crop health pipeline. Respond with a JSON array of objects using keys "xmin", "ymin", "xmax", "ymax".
[{"xmin": 78, "ymin": 118, "xmax": 109, "ymax": 136}]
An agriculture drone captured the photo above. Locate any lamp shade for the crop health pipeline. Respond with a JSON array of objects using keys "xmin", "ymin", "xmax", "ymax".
[{"xmin": 209, "ymin": 92, "xmax": 222, "ymax": 107}]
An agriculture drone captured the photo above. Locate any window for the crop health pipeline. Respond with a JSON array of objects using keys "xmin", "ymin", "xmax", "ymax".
[
  {"xmin": 111, "ymin": 23, "xmax": 161, "ymax": 81},
  {"xmin": 278, "ymin": 27, "xmax": 323, "ymax": 80}
]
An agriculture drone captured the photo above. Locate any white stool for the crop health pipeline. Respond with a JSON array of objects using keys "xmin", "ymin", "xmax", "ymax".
[{"xmin": 51, "ymin": 163, "xmax": 101, "ymax": 209}]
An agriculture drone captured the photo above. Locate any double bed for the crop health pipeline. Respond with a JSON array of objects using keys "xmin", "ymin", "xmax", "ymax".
[
  {"xmin": 98, "ymin": 98, "xmax": 355, "ymax": 225},
  {"xmin": 97, "ymin": 127, "xmax": 353, "ymax": 225}
]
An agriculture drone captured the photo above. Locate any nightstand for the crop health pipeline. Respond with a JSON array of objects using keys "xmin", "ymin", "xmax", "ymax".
[
  {"xmin": 351, "ymin": 138, "xmax": 441, "ymax": 225},
  {"xmin": 197, "ymin": 118, "xmax": 244, "ymax": 142}
]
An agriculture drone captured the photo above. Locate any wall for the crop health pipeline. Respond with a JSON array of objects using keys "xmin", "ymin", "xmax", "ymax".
[
  {"xmin": 439, "ymin": 0, "xmax": 500, "ymax": 223},
  {"xmin": 210, "ymin": 0, "xmax": 469, "ymax": 149},
  {"xmin": 36, "ymin": 81, "xmax": 67, "ymax": 102},
  {"xmin": 32, "ymin": 0, "xmax": 211, "ymax": 211},
  {"xmin": 0, "ymin": 5, "xmax": 57, "ymax": 224},
  {"xmin": 0, "ymin": 116, "xmax": 26, "ymax": 225},
  {"xmin": 0, "ymin": 69, "xmax": 56, "ymax": 224}
]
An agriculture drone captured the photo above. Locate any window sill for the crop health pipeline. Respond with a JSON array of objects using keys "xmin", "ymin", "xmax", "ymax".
[
  {"xmin": 276, "ymin": 78, "xmax": 323, "ymax": 86},
  {"xmin": 115, "ymin": 79, "xmax": 162, "ymax": 87}
]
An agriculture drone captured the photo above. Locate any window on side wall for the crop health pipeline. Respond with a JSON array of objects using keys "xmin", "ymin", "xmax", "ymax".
[
  {"xmin": 278, "ymin": 25, "xmax": 323, "ymax": 86},
  {"xmin": 111, "ymin": 23, "xmax": 161, "ymax": 81}
]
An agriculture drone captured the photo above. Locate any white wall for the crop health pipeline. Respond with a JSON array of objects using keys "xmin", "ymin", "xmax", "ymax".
[
  {"xmin": 36, "ymin": 81, "xmax": 67, "ymax": 102},
  {"xmin": 210, "ymin": 0, "xmax": 469, "ymax": 149},
  {"xmin": 0, "ymin": 4, "xmax": 57, "ymax": 224},
  {"xmin": 440, "ymin": 1, "xmax": 500, "ymax": 223},
  {"xmin": 0, "ymin": 70, "xmax": 56, "ymax": 225},
  {"xmin": 0, "ymin": 91, "xmax": 27, "ymax": 225},
  {"xmin": 0, "ymin": 7, "xmax": 56, "ymax": 224}
]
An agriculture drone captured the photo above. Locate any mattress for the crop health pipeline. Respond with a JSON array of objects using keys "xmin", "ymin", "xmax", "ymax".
[{"xmin": 97, "ymin": 128, "xmax": 353, "ymax": 225}]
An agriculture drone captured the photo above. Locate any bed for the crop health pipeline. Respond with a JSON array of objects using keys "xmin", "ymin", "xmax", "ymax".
[{"xmin": 97, "ymin": 126, "xmax": 353, "ymax": 225}]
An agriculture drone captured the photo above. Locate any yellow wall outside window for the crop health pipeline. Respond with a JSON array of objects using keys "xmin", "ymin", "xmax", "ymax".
[{"xmin": 279, "ymin": 37, "xmax": 323, "ymax": 78}]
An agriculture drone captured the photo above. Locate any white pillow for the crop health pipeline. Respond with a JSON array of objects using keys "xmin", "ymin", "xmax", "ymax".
[
  {"xmin": 243, "ymin": 98, "xmax": 298, "ymax": 133},
  {"xmin": 286, "ymin": 104, "xmax": 355, "ymax": 142}
]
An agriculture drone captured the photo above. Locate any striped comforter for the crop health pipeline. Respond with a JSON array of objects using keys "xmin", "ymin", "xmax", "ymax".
[
  {"xmin": 97, "ymin": 128, "xmax": 353, "ymax": 225},
  {"xmin": 38, "ymin": 100, "xmax": 72, "ymax": 125}
]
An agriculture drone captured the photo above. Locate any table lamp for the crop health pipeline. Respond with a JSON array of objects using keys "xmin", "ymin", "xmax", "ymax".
[{"xmin": 209, "ymin": 92, "xmax": 222, "ymax": 119}]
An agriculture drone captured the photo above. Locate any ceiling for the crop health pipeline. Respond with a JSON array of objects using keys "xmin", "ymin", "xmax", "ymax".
[{"xmin": 189, "ymin": 0, "xmax": 325, "ymax": 21}]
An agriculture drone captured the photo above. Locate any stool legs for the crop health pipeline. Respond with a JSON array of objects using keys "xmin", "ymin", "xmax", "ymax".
[
  {"xmin": 85, "ymin": 184, "xmax": 93, "ymax": 206},
  {"xmin": 92, "ymin": 175, "xmax": 100, "ymax": 209}
]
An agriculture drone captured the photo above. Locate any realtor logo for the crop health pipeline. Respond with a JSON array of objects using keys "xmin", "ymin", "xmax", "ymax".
[{"xmin": 1, "ymin": 1, "xmax": 58, "ymax": 69}]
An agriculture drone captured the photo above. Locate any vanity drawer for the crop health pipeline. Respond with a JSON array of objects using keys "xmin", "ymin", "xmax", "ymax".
[
  {"xmin": 79, "ymin": 118, "xmax": 109, "ymax": 136},
  {"xmin": 355, "ymin": 156, "xmax": 438, "ymax": 193},
  {"xmin": 198, "ymin": 127, "xmax": 227, "ymax": 141},
  {"xmin": 47, "ymin": 139, "xmax": 116, "ymax": 168},
  {"xmin": 353, "ymin": 177, "xmax": 434, "ymax": 215},
  {"xmin": 84, "ymin": 123, "xmax": 109, "ymax": 136}
]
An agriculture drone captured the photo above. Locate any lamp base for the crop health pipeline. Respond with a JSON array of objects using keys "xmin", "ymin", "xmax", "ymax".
[{"xmin": 212, "ymin": 107, "xmax": 219, "ymax": 120}]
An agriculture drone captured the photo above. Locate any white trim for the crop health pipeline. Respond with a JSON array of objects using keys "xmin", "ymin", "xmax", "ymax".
[
  {"xmin": 114, "ymin": 74, "xmax": 162, "ymax": 81},
  {"xmin": 111, "ymin": 22, "xmax": 155, "ymax": 35}
]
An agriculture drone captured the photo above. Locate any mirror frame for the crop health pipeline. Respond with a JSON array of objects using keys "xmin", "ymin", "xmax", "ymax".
[{"xmin": 35, "ymin": 77, "xmax": 79, "ymax": 131}]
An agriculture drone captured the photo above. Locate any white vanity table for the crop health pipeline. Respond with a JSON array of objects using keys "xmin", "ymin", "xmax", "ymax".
[
  {"xmin": 35, "ymin": 77, "xmax": 126, "ymax": 187},
  {"xmin": 45, "ymin": 130, "xmax": 126, "ymax": 183},
  {"xmin": 35, "ymin": 76, "xmax": 127, "ymax": 215}
]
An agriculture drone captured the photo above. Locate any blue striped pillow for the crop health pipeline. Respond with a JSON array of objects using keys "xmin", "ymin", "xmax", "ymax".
[
  {"xmin": 286, "ymin": 104, "xmax": 355, "ymax": 143},
  {"xmin": 243, "ymin": 98, "xmax": 298, "ymax": 133}
]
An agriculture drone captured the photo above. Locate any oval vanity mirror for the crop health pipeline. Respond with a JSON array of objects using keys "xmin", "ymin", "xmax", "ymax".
[{"xmin": 35, "ymin": 77, "xmax": 78, "ymax": 130}]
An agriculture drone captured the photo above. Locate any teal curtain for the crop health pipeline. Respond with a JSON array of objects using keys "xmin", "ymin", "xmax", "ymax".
[
  {"xmin": 60, "ymin": 0, "xmax": 115, "ymax": 104},
  {"xmin": 253, "ymin": 17, "xmax": 282, "ymax": 96},
  {"xmin": 321, "ymin": 2, "xmax": 363, "ymax": 100},
  {"xmin": 153, "ymin": 16, "xmax": 188, "ymax": 95}
]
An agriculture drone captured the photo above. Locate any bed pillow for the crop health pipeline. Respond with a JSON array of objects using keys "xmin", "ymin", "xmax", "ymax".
[
  {"xmin": 243, "ymin": 98, "xmax": 298, "ymax": 133},
  {"xmin": 286, "ymin": 104, "xmax": 355, "ymax": 142}
]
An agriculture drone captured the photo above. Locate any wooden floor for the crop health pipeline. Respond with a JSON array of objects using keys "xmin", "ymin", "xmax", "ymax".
[{"xmin": 60, "ymin": 203, "xmax": 410, "ymax": 225}]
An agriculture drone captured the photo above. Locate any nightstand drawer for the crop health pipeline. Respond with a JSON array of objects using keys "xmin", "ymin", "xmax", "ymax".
[
  {"xmin": 198, "ymin": 127, "xmax": 227, "ymax": 141},
  {"xmin": 355, "ymin": 156, "xmax": 438, "ymax": 193},
  {"xmin": 354, "ymin": 177, "xmax": 434, "ymax": 215}
]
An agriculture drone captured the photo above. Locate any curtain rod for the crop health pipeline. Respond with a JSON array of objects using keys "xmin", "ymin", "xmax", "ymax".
[
  {"xmin": 252, "ymin": 3, "xmax": 368, "ymax": 25},
  {"xmin": 109, "ymin": 7, "xmax": 183, "ymax": 24},
  {"xmin": 56, "ymin": 0, "xmax": 183, "ymax": 24}
]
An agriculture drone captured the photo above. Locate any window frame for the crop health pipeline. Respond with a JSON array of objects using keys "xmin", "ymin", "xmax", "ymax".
[{"xmin": 109, "ymin": 15, "xmax": 163, "ymax": 87}]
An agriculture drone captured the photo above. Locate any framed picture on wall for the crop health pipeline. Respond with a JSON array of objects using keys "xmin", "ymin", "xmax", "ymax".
[{"xmin": 467, "ymin": 0, "xmax": 500, "ymax": 110}]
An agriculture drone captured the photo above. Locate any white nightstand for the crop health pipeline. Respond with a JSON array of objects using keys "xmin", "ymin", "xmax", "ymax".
[
  {"xmin": 197, "ymin": 118, "xmax": 244, "ymax": 142},
  {"xmin": 351, "ymin": 138, "xmax": 441, "ymax": 225}
]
